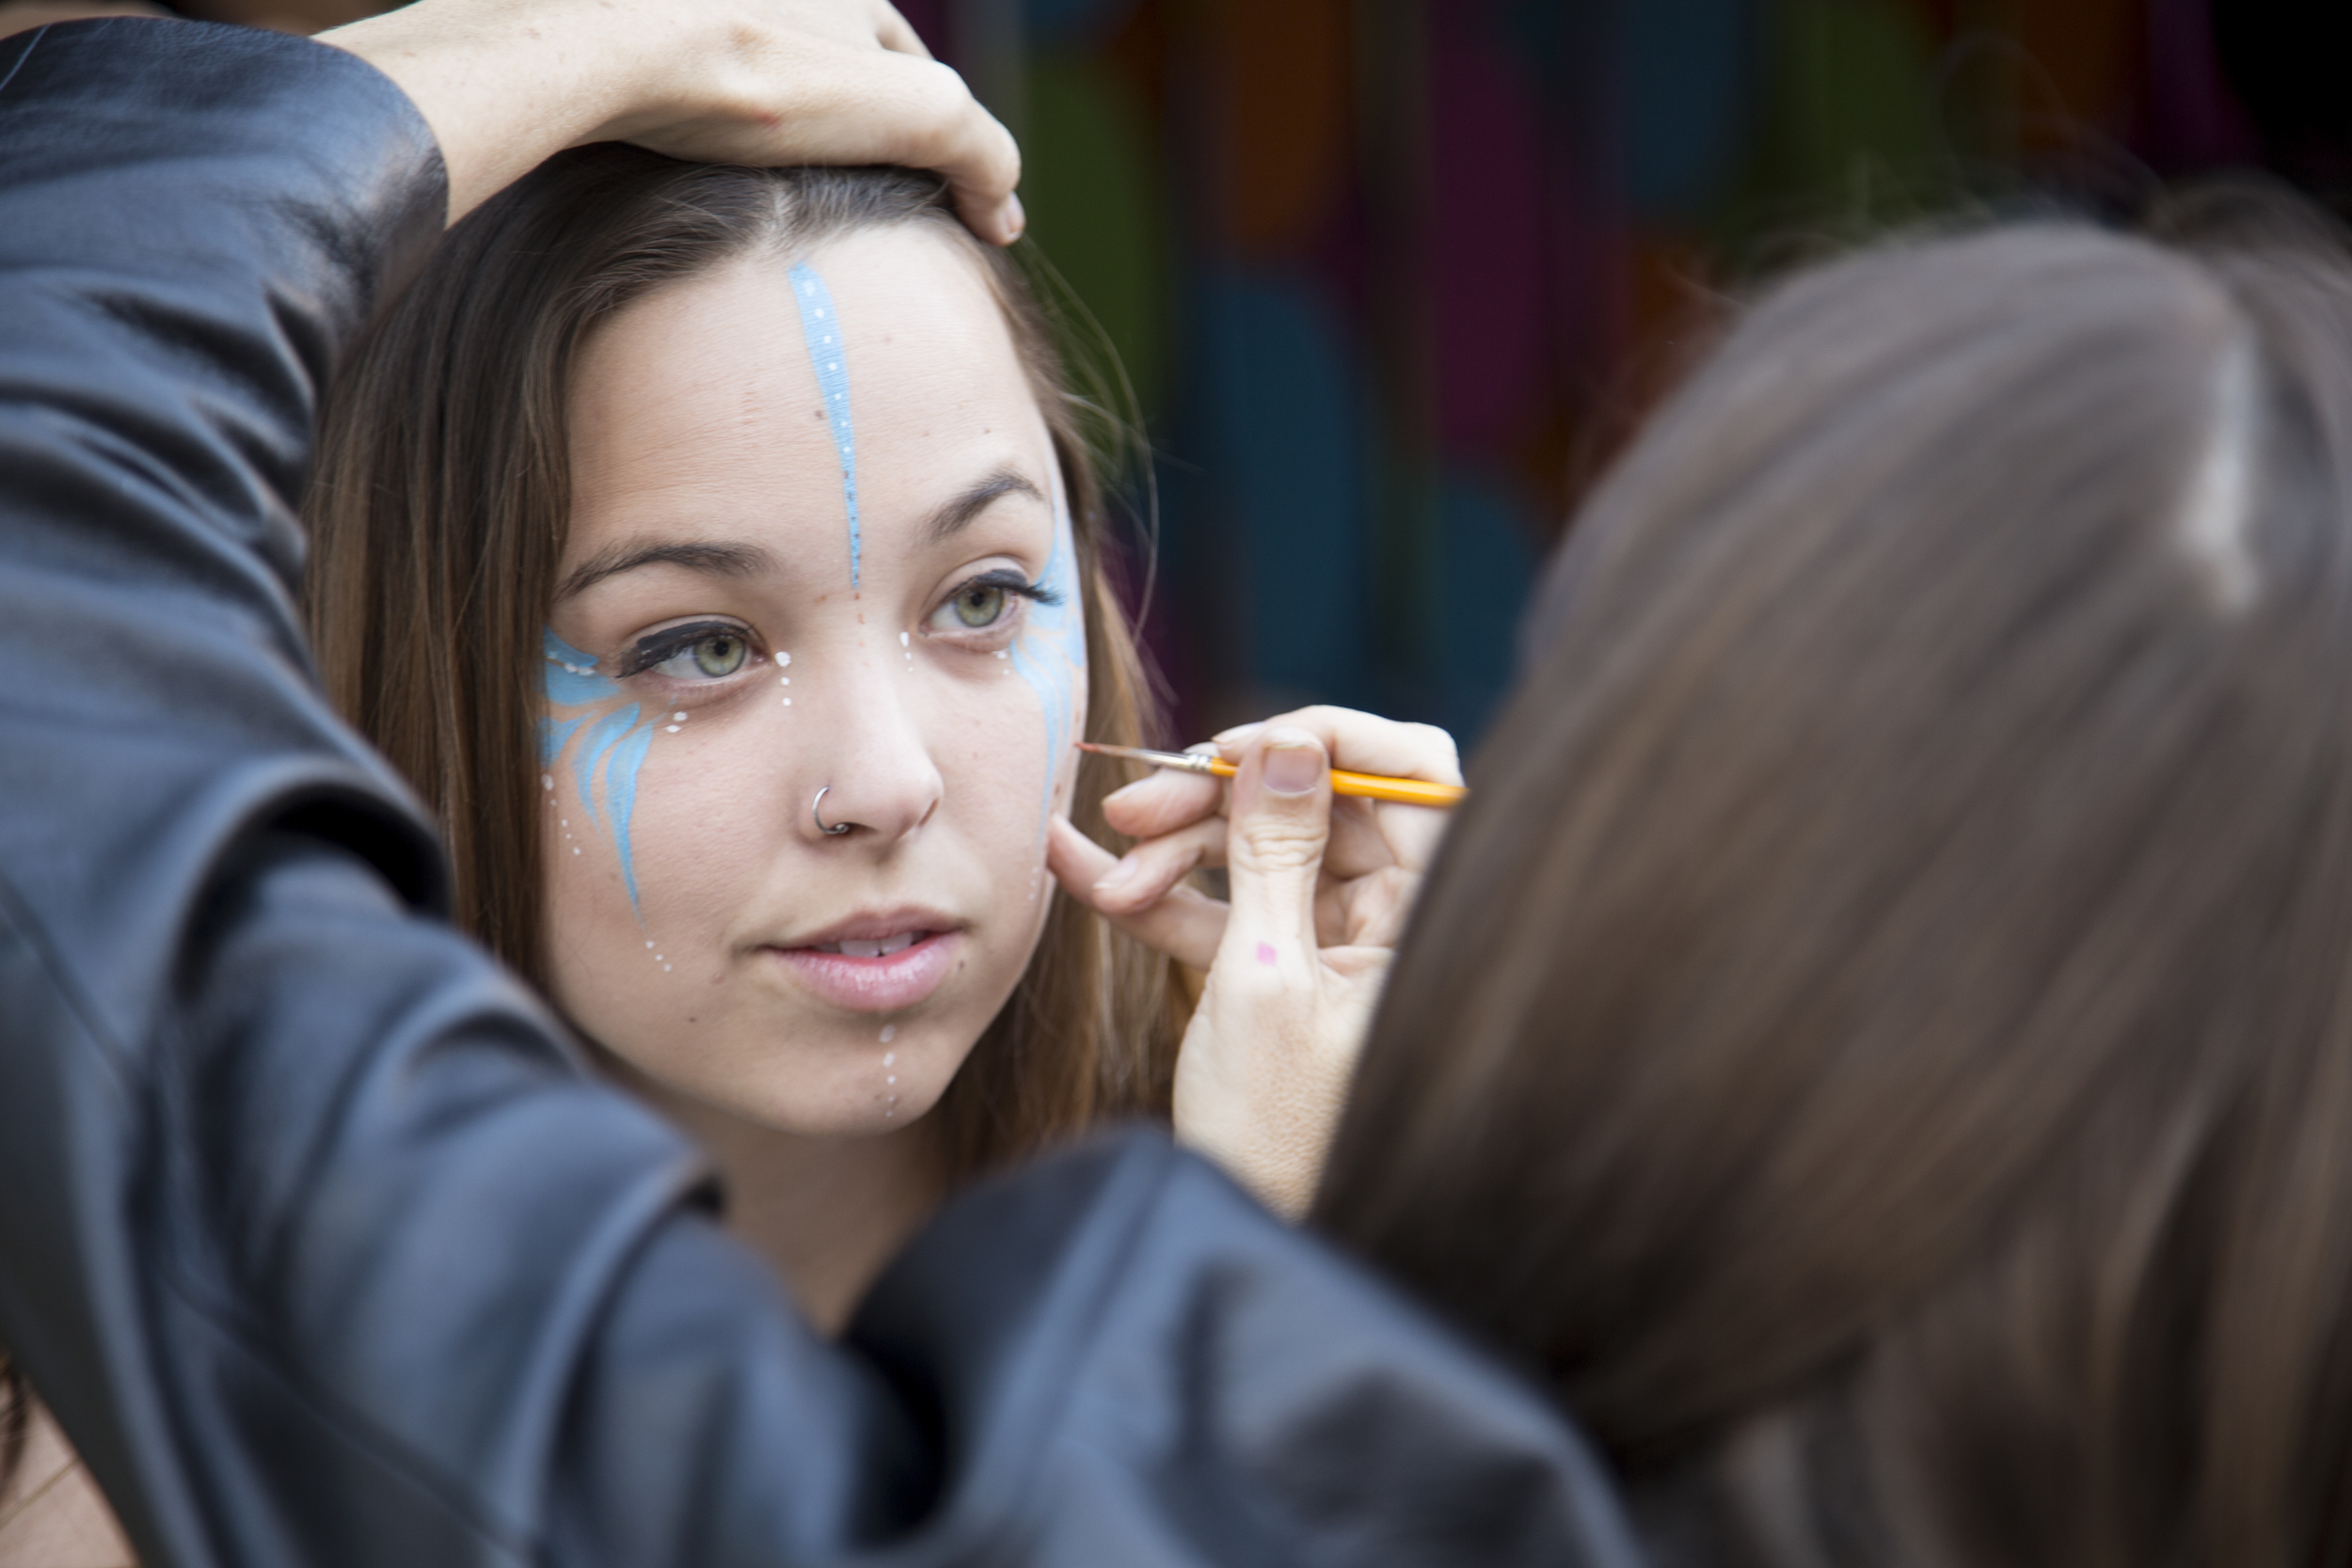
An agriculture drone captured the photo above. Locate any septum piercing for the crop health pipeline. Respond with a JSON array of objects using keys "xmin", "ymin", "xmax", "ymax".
[{"xmin": 813, "ymin": 786, "xmax": 851, "ymax": 837}]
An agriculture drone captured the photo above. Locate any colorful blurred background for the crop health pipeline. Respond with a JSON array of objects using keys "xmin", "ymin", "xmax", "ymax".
[
  {"xmin": 887, "ymin": 0, "xmax": 2348, "ymax": 748},
  {"xmin": 6, "ymin": 0, "xmax": 2342, "ymax": 748}
]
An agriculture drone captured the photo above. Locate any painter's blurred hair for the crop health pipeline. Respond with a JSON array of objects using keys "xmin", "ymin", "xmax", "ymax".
[{"xmin": 1320, "ymin": 187, "xmax": 2352, "ymax": 1568}]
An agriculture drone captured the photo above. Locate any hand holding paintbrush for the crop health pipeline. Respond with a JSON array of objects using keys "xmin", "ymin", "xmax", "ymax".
[{"xmin": 1048, "ymin": 709, "xmax": 1463, "ymax": 1214}]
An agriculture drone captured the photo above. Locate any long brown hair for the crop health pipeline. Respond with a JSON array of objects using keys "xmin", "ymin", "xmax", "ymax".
[
  {"xmin": 305, "ymin": 149, "xmax": 1184, "ymax": 1175},
  {"xmin": 1320, "ymin": 192, "xmax": 2352, "ymax": 1567}
]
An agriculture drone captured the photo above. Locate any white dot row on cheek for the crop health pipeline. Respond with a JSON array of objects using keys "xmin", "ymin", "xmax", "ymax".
[{"xmin": 544, "ymin": 779, "xmax": 581, "ymax": 854}]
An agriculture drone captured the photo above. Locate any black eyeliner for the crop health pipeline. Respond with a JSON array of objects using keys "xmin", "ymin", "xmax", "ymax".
[
  {"xmin": 616, "ymin": 619, "xmax": 750, "ymax": 678},
  {"xmin": 954, "ymin": 566, "xmax": 1060, "ymax": 607}
]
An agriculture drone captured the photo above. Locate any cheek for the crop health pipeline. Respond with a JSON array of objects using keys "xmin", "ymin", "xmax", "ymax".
[
  {"xmin": 616, "ymin": 721, "xmax": 789, "ymax": 922},
  {"xmin": 933, "ymin": 675, "xmax": 1063, "ymax": 858},
  {"xmin": 538, "ymin": 715, "xmax": 781, "ymax": 955}
]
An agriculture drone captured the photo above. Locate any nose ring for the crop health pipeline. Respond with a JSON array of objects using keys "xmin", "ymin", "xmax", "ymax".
[{"xmin": 812, "ymin": 786, "xmax": 851, "ymax": 836}]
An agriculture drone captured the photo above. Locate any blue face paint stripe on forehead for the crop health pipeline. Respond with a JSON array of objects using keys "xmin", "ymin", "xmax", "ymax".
[
  {"xmin": 1007, "ymin": 467, "xmax": 1088, "ymax": 850},
  {"xmin": 787, "ymin": 261, "xmax": 863, "ymax": 591}
]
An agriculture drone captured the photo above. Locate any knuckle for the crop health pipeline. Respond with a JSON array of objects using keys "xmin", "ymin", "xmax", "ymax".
[
  {"xmin": 1405, "ymin": 721, "xmax": 1461, "ymax": 768},
  {"xmin": 1232, "ymin": 818, "xmax": 1327, "ymax": 874}
]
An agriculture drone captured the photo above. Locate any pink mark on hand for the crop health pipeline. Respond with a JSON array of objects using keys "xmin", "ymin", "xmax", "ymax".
[{"xmin": 1256, "ymin": 941, "xmax": 1279, "ymax": 967}]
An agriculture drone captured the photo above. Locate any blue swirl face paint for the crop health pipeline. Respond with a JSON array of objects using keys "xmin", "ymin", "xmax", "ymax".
[
  {"xmin": 541, "ymin": 628, "xmax": 658, "ymax": 915},
  {"xmin": 788, "ymin": 261, "xmax": 864, "ymax": 591},
  {"xmin": 1008, "ymin": 467, "xmax": 1088, "ymax": 849}
]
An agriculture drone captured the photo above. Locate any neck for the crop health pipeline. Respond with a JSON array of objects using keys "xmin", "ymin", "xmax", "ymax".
[{"xmin": 618, "ymin": 1072, "xmax": 952, "ymax": 1336}]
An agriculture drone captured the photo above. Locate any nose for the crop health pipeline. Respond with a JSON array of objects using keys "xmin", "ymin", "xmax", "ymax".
[{"xmin": 793, "ymin": 647, "xmax": 942, "ymax": 847}]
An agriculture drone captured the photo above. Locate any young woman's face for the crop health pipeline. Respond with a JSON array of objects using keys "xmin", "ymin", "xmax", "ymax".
[{"xmin": 538, "ymin": 227, "xmax": 1086, "ymax": 1134}]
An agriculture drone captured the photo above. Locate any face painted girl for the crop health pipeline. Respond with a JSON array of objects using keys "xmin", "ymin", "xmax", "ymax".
[{"xmin": 307, "ymin": 153, "xmax": 1184, "ymax": 1328}]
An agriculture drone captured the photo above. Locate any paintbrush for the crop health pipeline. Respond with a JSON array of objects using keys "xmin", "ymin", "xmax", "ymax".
[{"xmin": 1078, "ymin": 741, "xmax": 1468, "ymax": 809}]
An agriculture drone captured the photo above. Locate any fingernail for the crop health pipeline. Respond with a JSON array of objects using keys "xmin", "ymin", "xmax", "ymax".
[
  {"xmin": 1003, "ymin": 192, "xmax": 1026, "ymax": 241},
  {"xmin": 1214, "ymin": 721, "xmax": 1264, "ymax": 747},
  {"xmin": 1262, "ymin": 729, "xmax": 1322, "ymax": 796},
  {"xmin": 1095, "ymin": 855, "xmax": 1140, "ymax": 892}
]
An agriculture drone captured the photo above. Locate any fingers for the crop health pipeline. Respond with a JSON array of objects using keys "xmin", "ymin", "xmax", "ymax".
[
  {"xmin": 1102, "ymin": 765, "xmax": 1225, "ymax": 839},
  {"xmin": 1089, "ymin": 816, "xmax": 1227, "ymax": 913},
  {"xmin": 773, "ymin": 47, "xmax": 1023, "ymax": 244},
  {"xmin": 871, "ymin": 0, "xmax": 932, "ymax": 57},
  {"xmin": 1331, "ymin": 863, "xmax": 1420, "ymax": 950},
  {"xmin": 1215, "ymin": 726, "xmax": 1333, "ymax": 979},
  {"xmin": 1047, "ymin": 816, "xmax": 1227, "ymax": 969},
  {"xmin": 1219, "ymin": 706, "xmax": 1457, "ymax": 871},
  {"xmin": 1216, "ymin": 705, "xmax": 1461, "ymax": 786}
]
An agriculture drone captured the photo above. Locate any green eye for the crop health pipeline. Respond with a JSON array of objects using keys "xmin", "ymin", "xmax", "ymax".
[
  {"xmin": 633, "ymin": 626, "xmax": 750, "ymax": 681},
  {"xmin": 952, "ymin": 583, "xmax": 1008, "ymax": 627},
  {"xmin": 691, "ymin": 631, "xmax": 747, "ymax": 677}
]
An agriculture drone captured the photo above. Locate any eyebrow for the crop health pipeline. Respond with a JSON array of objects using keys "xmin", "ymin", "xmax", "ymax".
[
  {"xmin": 926, "ymin": 467, "xmax": 1046, "ymax": 544},
  {"xmin": 554, "ymin": 539, "xmax": 779, "ymax": 602}
]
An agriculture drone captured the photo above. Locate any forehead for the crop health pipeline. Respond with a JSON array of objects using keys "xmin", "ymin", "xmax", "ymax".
[{"xmin": 564, "ymin": 225, "xmax": 1049, "ymax": 544}]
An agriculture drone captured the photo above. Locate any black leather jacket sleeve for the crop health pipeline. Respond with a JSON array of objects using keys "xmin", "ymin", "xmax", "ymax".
[{"xmin": 0, "ymin": 19, "xmax": 1644, "ymax": 1568}]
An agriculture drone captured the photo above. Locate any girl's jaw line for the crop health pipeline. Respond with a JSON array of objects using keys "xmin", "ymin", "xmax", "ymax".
[{"xmin": 762, "ymin": 927, "xmax": 965, "ymax": 1012}]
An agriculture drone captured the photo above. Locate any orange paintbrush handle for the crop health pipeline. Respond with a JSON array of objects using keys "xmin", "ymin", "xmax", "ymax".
[
  {"xmin": 1185, "ymin": 755, "xmax": 1467, "ymax": 808},
  {"xmin": 1327, "ymin": 768, "xmax": 1470, "ymax": 808},
  {"xmin": 1078, "ymin": 740, "xmax": 1468, "ymax": 809}
]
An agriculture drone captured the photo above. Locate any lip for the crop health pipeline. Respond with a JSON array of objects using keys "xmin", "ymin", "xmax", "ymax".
[{"xmin": 765, "ymin": 909, "xmax": 964, "ymax": 1012}]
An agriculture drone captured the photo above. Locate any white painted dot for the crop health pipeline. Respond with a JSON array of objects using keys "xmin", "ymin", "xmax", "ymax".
[
  {"xmin": 782, "ymin": 697, "xmax": 792, "ymax": 706},
  {"xmin": 899, "ymin": 631, "xmax": 910, "ymax": 648},
  {"xmin": 665, "ymin": 725, "xmax": 680, "ymax": 733},
  {"xmin": 886, "ymin": 1075, "xmax": 897, "ymax": 1085},
  {"xmin": 995, "ymin": 649, "xmax": 1009, "ymax": 658},
  {"xmin": 881, "ymin": 1026, "xmax": 896, "ymax": 1044},
  {"xmin": 673, "ymin": 711, "xmax": 686, "ymax": 721},
  {"xmin": 778, "ymin": 652, "xmax": 789, "ymax": 667},
  {"xmin": 780, "ymin": 676, "xmax": 790, "ymax": 686},
  {"xmin": 542, "ymin": 774, "xmax": 554, "ymax": 789},
  {"xmin": 662, "ymin": 964, "xmax": 672, "ymax": 972},
  {"xmin": 573, "ymin": 847, "xmax": 580, "ymax": 855}
]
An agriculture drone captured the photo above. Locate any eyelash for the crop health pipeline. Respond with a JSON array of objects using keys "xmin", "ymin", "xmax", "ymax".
[
  {"xmin": 949, "ymin": 567, "xmax": 1061, "ymax": 612},
  {"xmin": 616, "ymin": 618, "xmax": 756, "ymax": 680}
]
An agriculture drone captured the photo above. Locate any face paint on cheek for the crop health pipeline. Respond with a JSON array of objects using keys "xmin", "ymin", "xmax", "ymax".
[
  {"xmin": 541, "ymin": 628, "xmax": 659, "ymax": 918},
  {"xmin": 1007, "ymin": 466, "xmax": 1088, "ymax": 861},
  {"xmin": 787, "ymin": 262, "xmax": 864, "ymax": 593}
]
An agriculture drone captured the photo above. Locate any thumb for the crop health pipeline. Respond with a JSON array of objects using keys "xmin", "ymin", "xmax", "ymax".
[{"xmin": 1216, "ymin": 725, "xmax": 1331, "ymax": 978}]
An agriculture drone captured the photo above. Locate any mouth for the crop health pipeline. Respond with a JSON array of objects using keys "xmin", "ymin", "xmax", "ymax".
[
  {"xmin": 766, "ymin": 911, "xmax": 963, "ymax": 1012},
  {"xmin": 803, "ymin": 931, "xmax": 925, "ymax": 958}
]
